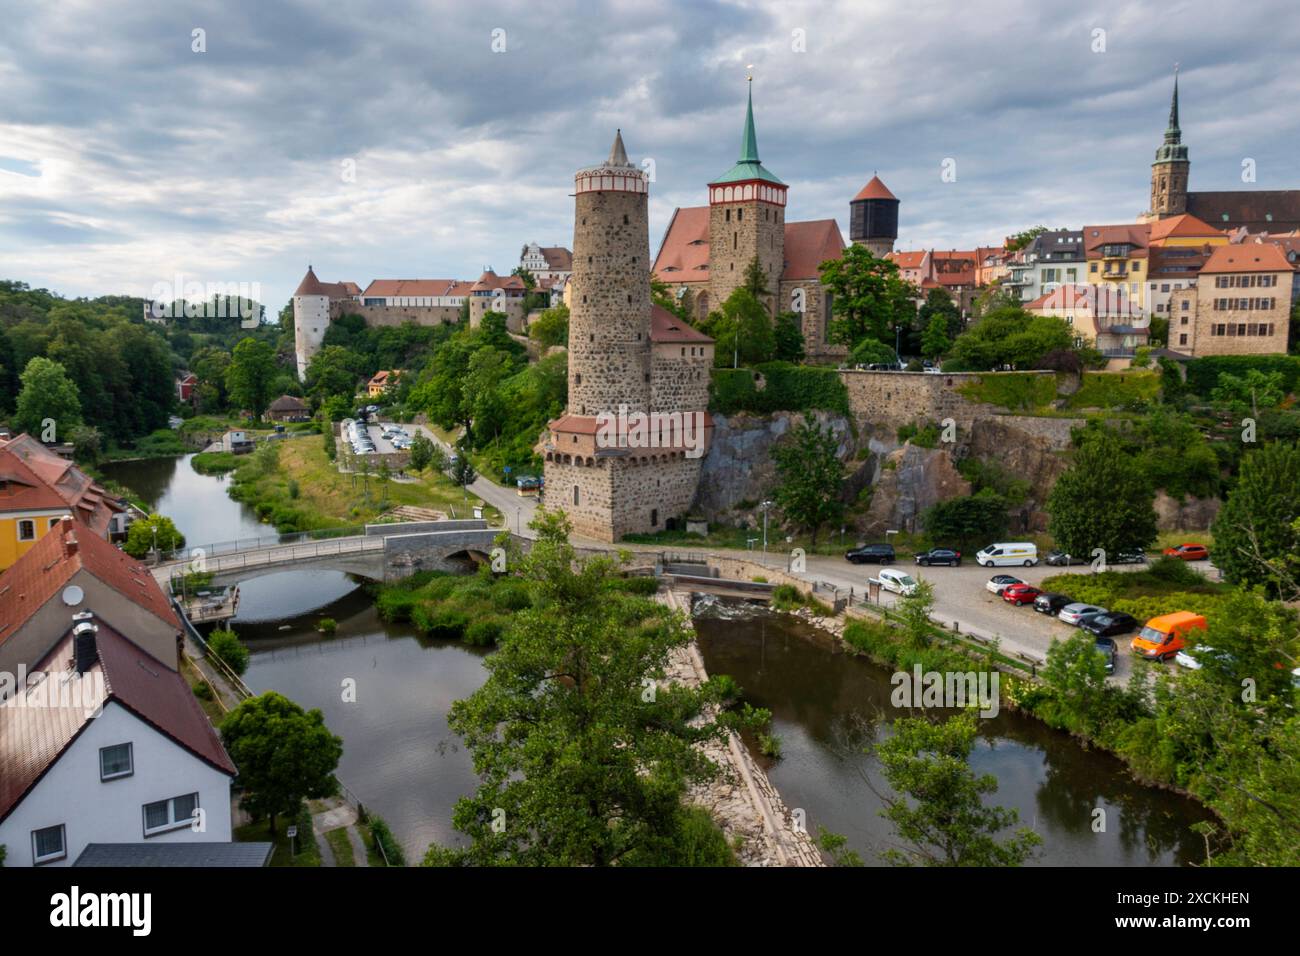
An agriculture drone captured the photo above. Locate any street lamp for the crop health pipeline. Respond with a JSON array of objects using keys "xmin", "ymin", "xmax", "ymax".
[{"xmin": 760, "ymin": 500, "xmax": 773, "ymax": 563}]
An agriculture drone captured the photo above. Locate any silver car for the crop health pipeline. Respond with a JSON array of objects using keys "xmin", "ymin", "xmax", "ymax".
[{"xmin": 1058, "ymin": 603, "xmax": 1106, "ymax": 626}]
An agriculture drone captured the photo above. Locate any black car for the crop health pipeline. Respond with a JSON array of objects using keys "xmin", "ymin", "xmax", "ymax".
[
  {"xmin": 846, "ymin": 543, "xmax": 895, "ymax": 565},
  {"xmin": 1081, "ymin": 612, "xmax": 1140, "ymax": 638},
  {"xmin": 1112, "ymin": 550, "xmax": 1147, "ymax": 565},
  {"xmin": 1046, "ymin": 550, "xmax": 1088, "ymax": 567},
  {"xmin": 915, "ymin": 548, "xmax": 961, "ymax": 567},
  {"xmin": 1033, "ymin": 592, "xmax": 1073, "ymax": 615},
  {"xmin": 1093, "ymin": 636, "xmax": 1118, "ymax": 673}
]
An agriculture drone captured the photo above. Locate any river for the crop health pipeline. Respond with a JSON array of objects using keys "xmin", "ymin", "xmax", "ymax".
[{"xmin": 103, "ymin": 453, "xmax": 1212, "ymax": 866}]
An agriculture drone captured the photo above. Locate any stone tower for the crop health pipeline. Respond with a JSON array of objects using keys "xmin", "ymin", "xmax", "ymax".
[
  {"xmin": 706, "ymin": 80, "xmax": 787, "ymax": 316},
  {"xmin": 850, "ymin": 174, "xmax": 899, "ymax": 258},
  {"xmin": 566, "ymin": 130, "xmax": 652, "ymax": 418},
  {"xmin": 1150, "ymin": 69, "xmax": 1190, "ymax": 219},
  {"xmin": 292, "ymin": 265, "xmax": 331, "ymax": 380},
  {"xmin": 543, "ymin": 131, "xmax": 714, "ymax": 542}
]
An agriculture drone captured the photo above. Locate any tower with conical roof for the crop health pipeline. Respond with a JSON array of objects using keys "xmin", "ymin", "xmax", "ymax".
[
  {"xmin": 850, "ymin": 174, "xmax": 900, "ymax": 257},
  {"xmin": 1150, "ymin": 68, "xmax": 1190, "ymax": 219},
  {"xmin": 293, "ymin": 265, "xmax": 331, "ymax": 380},
  {"xmin": 706, "ymin": 78, "xmax": 787, "ymax": 315}
]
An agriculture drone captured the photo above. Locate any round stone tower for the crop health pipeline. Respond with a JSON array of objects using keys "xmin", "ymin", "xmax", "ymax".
[
  {"xmin": 567, "ymin": 130, "xmax": 652, "ymax": 418},
  {"xmin": 292, "ymin": 265, "xmax": 331, "ymax": 381},
  {"xmin": 850, "ymin": 174, "xmax": 899, "ymax": 258}
]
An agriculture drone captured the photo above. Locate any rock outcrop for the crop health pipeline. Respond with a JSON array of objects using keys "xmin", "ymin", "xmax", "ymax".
[
  {"xmin": 1154, "ymin": 491, "xmax": 1221, "ymax": 531},
  {"xmin": 861, "ymin": 442, "xmax": 972, "ymax": 534}
]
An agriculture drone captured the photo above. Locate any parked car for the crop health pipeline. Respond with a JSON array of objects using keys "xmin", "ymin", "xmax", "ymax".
[
  {"xmin": 986, "ymin": 574, "xmax": 1024, "ymax": 596},
  {"xmin": 1033, "ymin": 592, "xmax": 1074, "ymax": 615},
  {"xmin": 1001, "ymin": 584, "xmax": 1043, "ymax": 606},
  {"xmin": 846, "ymin": 543, "xmax": 895, "ymax": 565},
  {"xmin": 976, "ymin": 542, "xmax": 1039, "ymax": 567},
  {"xmin": 1081, "ymin": 612, "xmax": 1140, "ymax": 638},
  {"xmin": 1131, "ymin": 611, "xmax": 1207, "ymax": 662},
  {"xmin": 877, "ymin": 568, "xmax": 919, "ymax": 596},
  {"xmin": 1045, "ymin": 550, "xmax": 1088, "ymax": 567},
  {"xmin": 914, "ymin": 548, "xmax": 961, "ymax": 567},
  {"xmin": 1094, "ymin": 636, "xmax": 1118, "ymax": 673},
  {"xmin": 1058, "ymin": 603, "xmax": 1107, "ymax": 626},
  {"xmin": 1163, "ymin": 543, "xmax": 1210, "ymax": 561},
  {"xmin": 1113, "ymin": 550, "xmax": 1148, "ymax": 565}
]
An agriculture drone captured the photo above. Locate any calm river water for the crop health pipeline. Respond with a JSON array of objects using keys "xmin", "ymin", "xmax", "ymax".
[{"xmin": 103, "ymin": 454, "xmax": 1212, "ymax": 866}]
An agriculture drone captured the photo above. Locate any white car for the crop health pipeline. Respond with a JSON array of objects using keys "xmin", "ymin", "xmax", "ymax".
[
  {"xmin": 877, "ymin": 568, "xmax": 919, "ymax": 596},
  {"xmin": 1174, "ymin": 650, "xmax": 1201, "ymax": 670},
  {"xmin": 985, "ymin": 574, "xmax": 1024, "ymax": 595}
]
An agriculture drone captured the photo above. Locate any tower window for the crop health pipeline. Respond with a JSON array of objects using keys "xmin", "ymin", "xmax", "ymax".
[
  {"xmin": 575, "ymin": 373, "xmax": 582, "ymax": 384},
  {"xmin": 726, "ymin": 209, "xmax": 731, "ymax": 222},
  {"xmin": 573, "ymin": 486, "xmax": 580, "ymax": 506},
  {"xmin": 623, "ymin": 214, "xmax": 629, "ymax": 225},
  {"xmin": 737, "ymin": 209, "xmax": 743, "ymax": 221},
  {"xmin": 628, "ymin": 294, "xmax": 632, "ymax": 303},
  {"xmin": 733, "ymin": 233, "xmax": 737, "ymax": 250}
]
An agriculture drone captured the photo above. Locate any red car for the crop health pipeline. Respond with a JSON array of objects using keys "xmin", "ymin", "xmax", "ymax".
[
  {"xmin": 1163, "ymin": 543, "xmax": 1209, "ymax": 561},
  {"xmin": 1002, "ymin": 584, "xmax": 1043, "ymax": 606}
]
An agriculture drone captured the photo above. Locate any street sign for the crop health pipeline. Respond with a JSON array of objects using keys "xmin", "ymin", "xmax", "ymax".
[{"xmin": 286, "ymin": 825, "xmax": 298, "ymax": 838}]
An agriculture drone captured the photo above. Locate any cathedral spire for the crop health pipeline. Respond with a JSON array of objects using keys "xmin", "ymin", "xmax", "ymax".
[
  {"xmin": 1166, "ymin": 65, "xmax": 1181, "ymax": 141},
  {"xmin": 739, "ymin": 74, "xmax": 760, "ymax": 164}
]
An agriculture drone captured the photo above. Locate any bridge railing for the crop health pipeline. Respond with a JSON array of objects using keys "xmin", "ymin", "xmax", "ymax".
[
  {"xmin": 176, "ymin": 535, "xmax": 386, "ymax": 574},
  {"xmin": 158, "ymin": 524, "xmax": 370, "ymax": 564}
]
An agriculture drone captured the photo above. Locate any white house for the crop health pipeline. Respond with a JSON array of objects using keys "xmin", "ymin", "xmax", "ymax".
[{"xmin": 0, "ymin": 615, "xmax": 236, "ymax": 867}]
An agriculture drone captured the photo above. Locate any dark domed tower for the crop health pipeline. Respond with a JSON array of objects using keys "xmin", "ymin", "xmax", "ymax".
[
  {"xmin": 1150, "ymin": 69, "xmax": 1190, "ymax": 219},
  {"xmin": 566, "ymin": 130, "xmax": 652, "ymax": 418},
  {"xmin": 850, "ymin": 174, "xmax": 899, "ymax": 257}
]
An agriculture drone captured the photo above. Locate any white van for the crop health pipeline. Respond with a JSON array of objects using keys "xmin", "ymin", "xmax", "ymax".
[
  {"xmin": 877, "ymin": 568, "xmax": 920, "ymax": 596},
  {"xmin": 976, "ymin": 542, "xmax": 1039, "ymax": 568}
]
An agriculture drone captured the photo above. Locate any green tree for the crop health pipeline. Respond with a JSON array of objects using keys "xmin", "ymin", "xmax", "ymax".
[
  {"xmin": 919, "ymin": 314, "xmax": 952, "ymax": 359},
  {"xmin": 1211, "ymin": 442, "xmax": 1300, "ymax": 598},
  {"xmin": 304, "ymin": 345, "xmax": 363, "ymax": 403},
  {"xmin": 1004, "ymin": 225, "xmax": 1048, "ymax": 253},
  {"xmin": 528, "ymin": 304, "xmax": 569, "ymax": 348},
  {"xmin": 206, "ymin": 628, "xmax": 250, "ymax": 676},
  {"xmin": 818, "ymin": 243, "xmax": 917, "ymax": 353},
  {"xmin": 421, "ymin": 509, "xmax": 729, "ymax": 866},
  {"xmin": 916, "ymin": 287, "xmax": 962, "ymax": 342},
  {"xmin": 921, "ymin": 490, "xmax": 1009, "ymax": 551},
  {"xmin": 773, "ymin": 311, "xmax": 805, "ymax": 363},
  {"xmin": 1047, "ymin": 428, "xmax": 1157, "ymax": 558},
  {"xmin": 703, "ymin": 288, "xmax": 775, "ymax": 367},
  {"xmin": 69, "ymin": 424, "xmax": 102, "ymax": 466},
  {"xmin": 772, "ymin": 421, "xmax": 844, "ymax": 546},
  {"xmin": 13, "ymin": 356, "xmax": 81, "ymax": 438},
  {"xmin": 510, "ymin": 266, "xmax": 536, "ymax": 290},
  {"xmin": 1211, "ymin": 369, "xmax": 1286, "ymax": 419},
  {"xmin": 944, "ymin": 306, "xmax": 1075, "ymax": 371},
  {"xmin": 873, "ymin": 713, "xmax": 1042, "ymax": 866},
  {"xmin": 225, "ymin": 338, "xmax": 278, "ymax": 421},
  {"xmin": 122, "ymin": 513, "xmax": 186, "ymax": 558},
  {"xmin": 220, "ymin": 691, "xmax": 343, "ymax": 836},
  {"xmin": 408, "ymin": 432, "xmax": 434, "ymax": 472},
  {"xmin": 896, "ymin": 578, "xmax": 937, "ymax": 647},
  {"xmin": 742, "ymin": 254, "xmax": 770, "ymax": 299},
  {"xmin": 1042, "ymin": 632, "xmax": 1112, "ymax": 733}
]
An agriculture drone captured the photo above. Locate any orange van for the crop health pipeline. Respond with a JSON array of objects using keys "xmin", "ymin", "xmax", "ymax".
[{"xmin": 1130, "ymin": 611, "xmax": 1207, "ymax": 661}]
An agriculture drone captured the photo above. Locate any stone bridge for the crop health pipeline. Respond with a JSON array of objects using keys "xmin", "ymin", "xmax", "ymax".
[{"xmin": 153, "ymin": 519, "xmax": 509, "ymax": 587}]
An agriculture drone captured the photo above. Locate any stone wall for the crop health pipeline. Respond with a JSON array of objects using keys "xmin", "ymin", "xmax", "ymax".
[
  {"xmin": 651, "ymin": 343, "xmax": 713, "ymax": 414},
  {"xmin": 777, "ymin": 279, "xmax": 846, "ymax": 362},
  {"xmin": 840, "ymin": 370, "xmax": 994, "ymax": 431},
  {"xmin": 708, "ymin": 199, "xmax": 784, "ymax": 315},
  {"xmin": 348, "ymin": 303, "xmax": 463, "ymax": 328}
]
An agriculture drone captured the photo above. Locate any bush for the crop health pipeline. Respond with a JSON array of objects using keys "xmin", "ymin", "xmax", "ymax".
[
  {"xmin": 1062, "ymin": 371, "xmax": 1161, "ymax": 410},
  {"xmin": 956, "ymin": 373, "xmax": 1057, "ymax": 411},
  {"xmin": 709, "ymin": 362, "xmax": 850, "ymax": 415},
  {"xmin": 607, "ymin": 575, "xmax": 660, "ymax": 596},
  {"xmin": 464, "ymin": 617, "xmax": 507, "ymax": 646},
  {"xmin": 1185, "ymin": 355, "xmax": 1300, "ymax": 398},
  {"xmin": 206, "ymin": 628, "xmax": 250, "ymax": 675},
  {"xmin": 367, "ymin": 815, "xmax": 406, "ymax": 866},
  {"xmin": 193, "ymin": 680, "xmax": 213, "ymax": 700},
  {"xmin": 317, "ymin": 617, "xmax": 337, "ymax": 635}
]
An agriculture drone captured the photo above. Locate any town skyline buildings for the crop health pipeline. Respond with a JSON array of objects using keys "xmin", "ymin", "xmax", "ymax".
[{"xmin": 2, "ymin": 1, "xmax": 1298, "ymax": 312}]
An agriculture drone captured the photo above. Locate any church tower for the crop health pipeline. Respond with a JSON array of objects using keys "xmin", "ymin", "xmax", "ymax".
[
  {"xmin": 1150, "ymin": 68, "xmax": 1190, "ymax": 219},
  {"xmin": 850, "ymin": 174, "xmax": 899, "ymax": 257},
  {"xmin": 706, "ymin": 78, "xmax": 787, "ymax": 316},
  {"xmin": 566, "ymin": 130, "xmax": 652, "ymax": 418}
]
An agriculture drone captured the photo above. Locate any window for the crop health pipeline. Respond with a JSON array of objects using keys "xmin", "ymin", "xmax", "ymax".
[
  {"xmin": 32, "ymin": 824, "xmax": 66, "ymax": 864},
  {"xmin": 573, "ymin": 486, "xmax": 580, "ymax": 506},
  {"xmin": 17, "ymin": 519, "xmax": 35, "ymax": 541},
  {"xmin": 143, "ymin": 793, "xmax": 199, "ymax": 836},
  {"xmin": 1179, "ymin": 333, "xmax": 1188, "ymax": 345},
  {"xmin": 48, "ymin": 518, "xmax": 62, "ymax": 530},
  {"xmin": 100, "ymin": 742, "xmax": 133, "ymax": 781}
]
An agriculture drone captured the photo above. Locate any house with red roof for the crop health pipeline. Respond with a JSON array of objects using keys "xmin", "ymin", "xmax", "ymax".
[
  {"xmin": 1168, "ymin": 241, "xmax": 1297, "ymax": 357},
  {"xmin": 0, "ymin": 612, "xmax": 236, "ymax": 866},
  {"xmin": 1025, "ymin": 285, "xmax": 1150, "ymax": 364},
  {"xmin": 0, "ymin": 516, "xmax": 182, "ymax": 681}
]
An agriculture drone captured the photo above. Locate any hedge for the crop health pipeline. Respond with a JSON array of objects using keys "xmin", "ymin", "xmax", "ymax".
[
  {"xmin": 1184, "ymin": 355, "xmax": 1300, "ymax": 398},
  {"xmin": 1062, "ymin": 371, "xmax": 1161, "ymax": 410},
  {"xmin": 955, "ymin": 372, "xmax": 1057, "ymax": 411},
  {"xmin": 709, "ymin": 362, "xmax": 849, "ymax": 415}
]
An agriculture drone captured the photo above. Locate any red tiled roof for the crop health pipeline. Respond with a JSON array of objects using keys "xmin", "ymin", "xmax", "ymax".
[
  {"xmin": 782, "ymin": 219, "xmax": 845, "ymax": 279},
  {"xmin": 1200, "ymin": 243, "xmax": 1294, "ymax": 274},
  {"xmin": 470, "ymin": 270, "xmax": 526, "ymax": 293},
  {"xmin": 887, "ymin": 251, "xmax": 928, "ymax": 269},
  {"xmin": 359, "ymin": 279, "xmax": 465, "ymax": 298},
  {"xmin": 540, "ymin": 247, "xmax": 572, "ymax": 271},
  {"xmin": 549, "ymin": 414, "xmax": 602, "ymax": 435},
  {"xmin": 0, "ymin": 516, "xmax": 179, "ymax": 653},
  {"xmin": 650, "ymin": 305, "xmax": 713, "ymax": 343},
  {"xmin": 0, "ymin": 436, "xmax": 121, "ymax": 536},
  {"xmin": 652, "ymin": 207, "xmax": 712, "ymax": 279},
  {"xmin": 1025, "ymin": 284, "xmax": 1138, "ymax": 316},
  {"xmin": 1081, "ymin": 223, "xmax": 1151, "ymax": 258},
  {"xmin": 853, "ymin": 175, "xmax": 897, "ymax": 202},
  {"xmin": 0, "ymin": 620, "xmax": 234, "ymax": 822},
  {"xmin": 1147, "ymin": 213, "xmax": 1225, "ymax": 243},
  {"xmin": 294, "ymin": 267, "xmax": 356, "ymax": 299}
]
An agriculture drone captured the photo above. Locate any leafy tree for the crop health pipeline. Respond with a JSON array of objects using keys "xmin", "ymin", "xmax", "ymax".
[
  {"xmin": 1004, "ymin": 225, "xmax": 1048, "ymax": 253},
  {"xmin": 922, "ymin": 490, "xmax": 1008, "ymax": 551},
  {"xmin": 944, "ymin": 306, "xmax": 1075, "ymax": 371},
  {"xmin": 510, "ymin": 266, "xmax": 536, "ymax": 290},
  {"xmin": 422, "ymin": 509, "xmax": 729, "ymax": 866},
  {"xmin": 220, "ymin": 691, "xmax": 343, "ymax": 835},
  {"xmin": 69, "ymin": 424, "xmax": 103, "ymax": 466},
  {"xmin": 819, "ymin": 243, "xmax": 916, "ymax": 352},
  {"xmin": 408, "ymin": 432, "xmax": 434, "ymax": 472},
  {"xmin": 742, "ymin": 254, "xmax": 770, "ymax": 299},
  {"xmin": 1211, "ymin": 369, "xmax": 1286, "ymax": 419},
  {"xmin": 896, "ymin": 579, "xmax": 937, "ymax": 648},
  {"xmin": 702, "ymin": 288, "xmax": 775, "ymax": 367},
  {"xmin": 225, "ymin": 338, "xmax": 278, "ymax": 420},
  {"xmin": 848, "ymin": 338, "xmax": 898, "ymax": 366},
  {"xmin": 304, "ymin": 345, "xmax": 363, "ymax": 403},
  {"xmin": 916, "ymin": 287, "xmax": 962, "ymax": 342},
  {"xmin": 651, "ymin": 272, "xmax": 692, "ymax": 322},
  {"xmin": 1047, "ymin": 427, "xmax": 1158, "ymax": 558},
  {"xmin": 528, "ymin": 304, "xmax": 569, "ymax": 348},
  {"xmin": 464, "ymin": 348, "xmax": 514, "ymax": 444},
  {"xmin": 772, "ymin": 421, "xmax": 844, "ymax": 546},
  {"xmin": 206, "ymin": 628, "xmax": 250, "ymax": 676},
  {"xmin": 122, "ymin": 512, "xmax": 185, "ymax": 558},
  {"xmin": 13, "ymin": 356, "xmax": 81, "ymax": 438},
  {"xmin": 450, "ymin": 453, "xmax": 478, "ymax": 490},
  {"xmin": 1042, "ymin": 632, "xmax": 1112, "ymax": 733},
  {"xmin": 773, "ymin": 311, "xmax": 805, "ymax": 363},
  {"xmin": 873, "ymin": 713, "xmax": 1041, "ymax": 866},
  {"xmin": 919, "ymin": 314, "xmax": 952, "ymax": 359},
  {"xmin": 1211, "ymin": 442, "xmax": 1300, "ymax": 598}
]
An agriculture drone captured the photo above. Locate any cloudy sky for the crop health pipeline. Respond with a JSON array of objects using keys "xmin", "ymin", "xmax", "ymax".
[{"xmin": 2, "ymin": 0, "xmax": 1298, "ymax": 312}]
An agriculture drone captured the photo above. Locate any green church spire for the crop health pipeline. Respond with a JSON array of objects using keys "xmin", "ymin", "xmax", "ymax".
[
  {"xmin": 709, "ymin": 74, "xmax": 785, "ymax": 187},
  {"xmin": 1154, "ymin": 66, "xmax": 1189, "ymax": 164},
  {"xmin": 739, "ymin": 78, "xmax": 760, "ymax": 163}
]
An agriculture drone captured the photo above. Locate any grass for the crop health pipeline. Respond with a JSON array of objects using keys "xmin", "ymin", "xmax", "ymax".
[
  {"xmin": 324, "ymin": 827, "xmax": 356, "ymax": 866},
  {"xmin": 232, "ymin": 436, "xmax": 502, "ymax": 532},
  {"xmin": 191, "ymin": 450, "xmax": 241, "ymax": 474},
  {"xmin": 181, "ymin": 656, "xmax": 226, "ymax": 722},
  {"xmin": 357, "ymin": 821, "xmax": 387, "ymax": 866},
  {"xmin": 1154, "ymin": 529, "xmax": 1214, "ymax": 552},
  {"xmin": 234, "ymin": 816, "xmax": 321, "ymax": 867},
  {"xmin": 1061, "ymin": 370, "xmax": 1162, "ymax": 410}
]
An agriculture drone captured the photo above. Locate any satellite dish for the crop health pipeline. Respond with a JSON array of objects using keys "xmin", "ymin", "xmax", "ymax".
[{"xmin": 61, "ymin": 585, "xmax": 85, "ymax": 607}]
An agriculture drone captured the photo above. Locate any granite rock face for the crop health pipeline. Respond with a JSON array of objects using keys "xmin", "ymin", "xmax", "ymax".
[
  {"xmin": 1154, "ymin": 491, "xmax": 1221, "ymax": 531},
  {"xmin": 862, "ymin": 442, "xmax": 972, "ymax": 535}
]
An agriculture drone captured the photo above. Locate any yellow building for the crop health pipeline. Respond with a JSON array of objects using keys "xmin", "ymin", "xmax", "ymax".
[
  {"xmin": 367, "ymin": 369, "xmax": 403, "ymax": 398},
  {"xmin": 0, "ymin": 435, "xmax": 123, "ymax": 570},
  {"xmin": 1082, "ymin": 223, "xmax": 1151, "ymax": 311}
]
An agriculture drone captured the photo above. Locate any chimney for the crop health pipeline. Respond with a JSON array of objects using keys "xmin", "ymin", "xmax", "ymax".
[
  {"xmin": 73, "ymin": 611, "xmax": 98, "ymax": 674},
  {"xmin": 60, "ymin": 515, "xmax": 78, "ymax": 557}
]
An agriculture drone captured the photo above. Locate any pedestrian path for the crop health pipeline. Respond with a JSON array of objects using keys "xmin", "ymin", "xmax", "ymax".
[{"xmin": 310, "ymin": 796, "xmax": 369, "ymax": 867}]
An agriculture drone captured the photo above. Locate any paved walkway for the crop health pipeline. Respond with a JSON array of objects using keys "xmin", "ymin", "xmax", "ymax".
[{"xmin": 310, "ymin": 796, "xmax": 370, "ymax": 867}]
